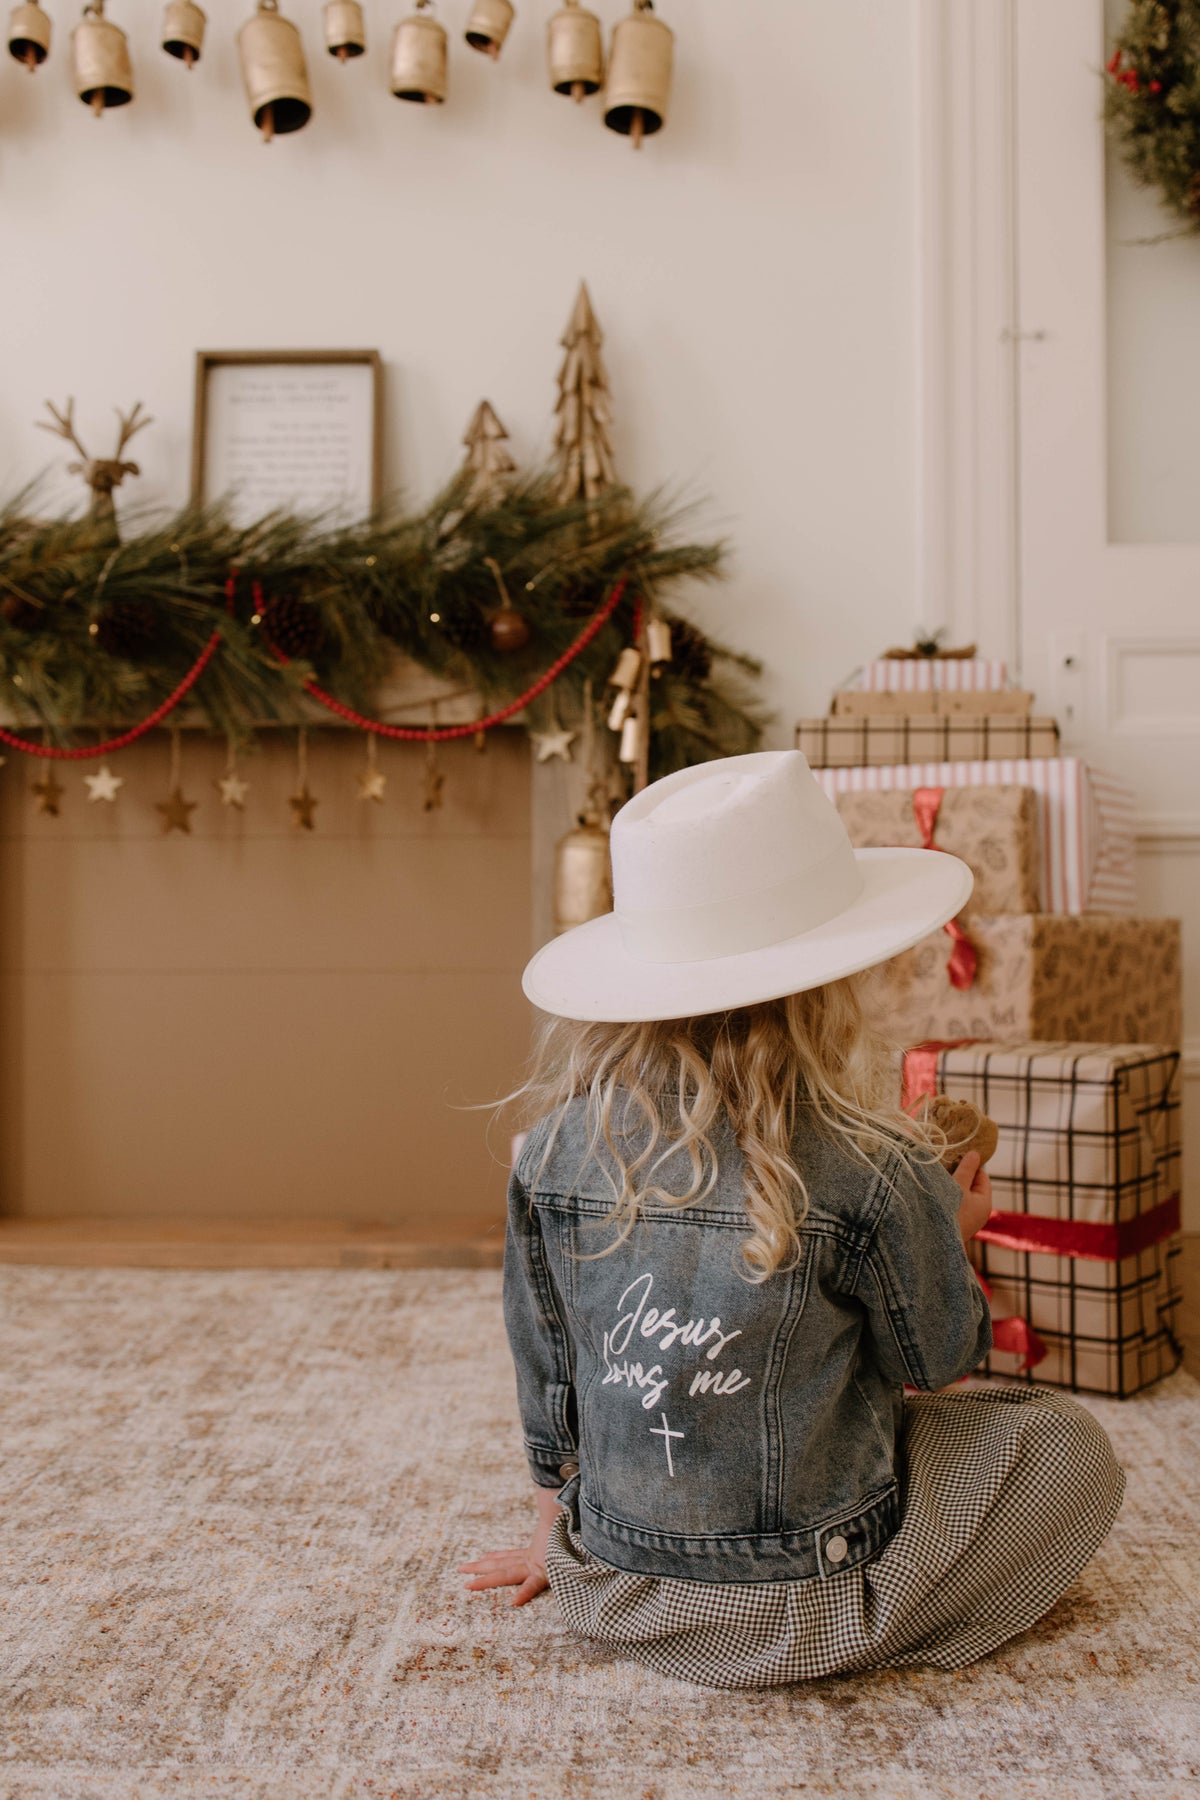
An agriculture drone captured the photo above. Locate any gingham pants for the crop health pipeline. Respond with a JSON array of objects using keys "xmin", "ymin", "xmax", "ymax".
[{"xmin": 544, "ymin": 1384, "xmax": 1125, "ymax": 1689}]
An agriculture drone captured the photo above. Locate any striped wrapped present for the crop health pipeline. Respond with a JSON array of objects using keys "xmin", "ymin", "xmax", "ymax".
[
  {"xmin": 901, "ymin": 1040, "xmax": 1183, "ymax": 1398},
  {"xmin": 814, "ymin": 757, "xmax": 1136, "ymax": 915},
  {"xmin": 857, "ymin": 658, "xmax": 1009, "ymax": 693}
]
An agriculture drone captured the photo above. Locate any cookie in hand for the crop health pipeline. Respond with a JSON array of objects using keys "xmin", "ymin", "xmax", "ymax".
[{"xmin": 918, "ymin": 1094, "xmax": 999, "ymax": 1171}]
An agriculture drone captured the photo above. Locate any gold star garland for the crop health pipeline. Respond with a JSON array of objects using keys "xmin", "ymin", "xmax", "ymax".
[
  {"xmin": 156, "ymin": 727, "xmax": 197, "ymax": 834},
  {"xmin": 289, "ymin": 729, "xmax": 318, "ymax": 831}
]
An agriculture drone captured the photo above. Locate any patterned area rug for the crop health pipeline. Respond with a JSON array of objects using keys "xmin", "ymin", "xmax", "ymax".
[{"xmin": 0, "ymin": 1267, "xmax": 1196, "ymax": 1800}]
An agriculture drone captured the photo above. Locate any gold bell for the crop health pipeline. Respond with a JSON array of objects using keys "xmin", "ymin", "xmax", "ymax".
[
  {"xmin": 604, "ymin": 0, "xmax": 673, "ymax": 147},
  {"xmin": 547, "ymin": 0, "xmax": 601, "ymax": 101},
  {"xmin": 646, "ymin": 616, "xmax": 673, "ymax": 666},
  {"xmin": 390, "ymin": 1, "xmax": 446, "ymax": 104},
  {"xmin": 238, "ymin": 0, "xmax": 312, "ymax": 141},
  {"xmin": 464, "ymin": 0, "xmax": 513, "ymax": 60},
  {"xmin": 324, "ymin": 0, "xmax": 365, "ymax": 61},
  {"xmin": 161, "ymin": 0, "xmax": 205, "ymax": 68},
  {"xmin": 8, "ymin": 1, "xmax": 51, "ymax": 70},
  {"xmin": 72, "ymin": 3, "xmax": 133, "ymax": 114},
  {"xmin": 553, "ymin": 812, "xmax": 612, "ymax": 934},
  {"xmin": 608, "ymin": 646, "xmax": 642, "ymax": 692}
]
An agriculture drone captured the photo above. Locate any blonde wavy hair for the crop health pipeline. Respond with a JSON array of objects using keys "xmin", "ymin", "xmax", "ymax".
[{"xmin": 517, "ymin": 976, "xmax": 950, "ymax": 1281}]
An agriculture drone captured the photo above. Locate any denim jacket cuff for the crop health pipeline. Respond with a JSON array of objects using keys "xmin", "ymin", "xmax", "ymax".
[{"xmin": 525, "ymin": 1439, "xmax": 577, "ymax": 1489}]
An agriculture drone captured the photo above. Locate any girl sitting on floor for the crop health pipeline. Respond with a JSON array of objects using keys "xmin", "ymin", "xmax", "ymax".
[{"xmin": 461, "ymin": 750, "xmax": 1123, "ymax": 1689}]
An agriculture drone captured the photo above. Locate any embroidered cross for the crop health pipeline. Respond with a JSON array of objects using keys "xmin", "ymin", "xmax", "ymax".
[{"xmin": 650, "ymin": 1412, "xmax": 684, "ymax": 1478}]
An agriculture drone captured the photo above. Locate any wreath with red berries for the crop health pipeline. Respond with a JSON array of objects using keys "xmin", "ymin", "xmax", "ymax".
[{"xmin": 1106, "ymin": 3, "xmax": 1200, "ymax": 228}]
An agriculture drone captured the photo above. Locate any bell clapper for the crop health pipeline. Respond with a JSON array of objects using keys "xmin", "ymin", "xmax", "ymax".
[
  {"xmin": 571, "ymin": 78, "xmax": 583, "ymax": 101},
  {"xmin": 261, "ymin": 100, "xmax": 273, "ymax": 141},
  {"xmin": 91, "ymin": 88, "xmax": 103, "ymax": 115},
  {"xmin": 184, "ymin": 44, "xmax": 194, "ymax": 66},
  {"xmin": 630, "ymin": 105, "xmax": 643, "ymax": 148}
]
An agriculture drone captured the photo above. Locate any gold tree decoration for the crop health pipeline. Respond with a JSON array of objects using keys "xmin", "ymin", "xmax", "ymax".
[
  {"xmin": 461, "ymin": 400, "xmax": 517, "ymax": 507},
  {"xmin": 553, "ymin": 282, "xmax": 616, "ymax": 504},
  {"xmin": 36, "ymin": 398, "xmax": 152, "ymax": 533}
]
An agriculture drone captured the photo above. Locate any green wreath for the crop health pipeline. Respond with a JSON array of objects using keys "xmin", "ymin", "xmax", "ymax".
[{"xmin": 1105, "ymin": 2, "xmax": 1200, "ymax": 229}]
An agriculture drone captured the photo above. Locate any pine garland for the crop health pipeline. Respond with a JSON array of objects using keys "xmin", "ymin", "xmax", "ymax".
[
  {"xmin": 0, "ymin": 472, "xmax": 765, "ymax": 781},
  {"xmin": 1105, "ymin": 2, "xmax": 1200, "ymax": 229}
]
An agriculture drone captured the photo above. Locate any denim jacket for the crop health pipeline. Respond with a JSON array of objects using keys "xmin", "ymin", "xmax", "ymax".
[{"xmin": 503, "ymin": 1097, "xmax": 992, "ymax": 1586}]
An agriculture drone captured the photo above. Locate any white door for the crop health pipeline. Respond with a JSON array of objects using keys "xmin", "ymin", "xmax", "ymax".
[{"xmin": 1012, "ymin": 0, "xmax": 1199, "ymax": 1225}]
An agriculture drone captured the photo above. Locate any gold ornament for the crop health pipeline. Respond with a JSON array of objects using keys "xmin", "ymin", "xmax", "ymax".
[
  {"xmin": 36, "ymin": 398, "xmax": 151, "ymax": 532},
  {"xmin": 72, "ymin": 2, "xmax": 133, "ymax": 116},
  {"xmin": 323, "ymin": 0, "xmax": 364, "ymax": 60},
  {"xmin": 32, "ymin": 768, "xmax": 64, "ymax": 817},
  {"xmin": 465, "ymin": 0, "xmax": 513, "ymax": 60},
  {"xmin": 358, "ymin": 732, "xmax": 386, "ymax": 802},
  {"xmin": 238, "ymin": 0, "xmax": 312, "ymax": 142},
  {"xmin": 553, "ymin": 811, "xmax": 612, "ymax": 934},
  {"xmin": 390, "ymin": 0, "xmax": 446, "ymax": 104},
  {"xmin": 604, "ymin": 0, "xmax": 673, "ymax": 148},
  {"xmin": 461, "ymin": 401, "xmax": 516, "ymax": 508},
  {"xmin": 553, "ymin": 282, "xmax": 616, "ymax": 505},
  {"xmin": 288, "ymin": 727, "xmax": 317, "ymax": 828},
  {"xmin": 646, "ymin": 616, "xmax": 673, "ymax": 667},
  {"xmin": 547, "ymin": 0, "xmax": 601, "ymax": 100},
  {"xmin": 84, "ymin": 763, "xmax": 123, "ymax": 802},
  {"xmin": 8, "ymin": 2, "xmax": 51, "ymax": 70},
  {"xmin": 161, "ymin": 0, "xmax": 204, "ymax": 67}
]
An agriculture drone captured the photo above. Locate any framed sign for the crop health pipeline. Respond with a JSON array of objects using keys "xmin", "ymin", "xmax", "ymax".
[{"xmin": 191, "ymin": 350, "xmax": 383, "ymax": 523}]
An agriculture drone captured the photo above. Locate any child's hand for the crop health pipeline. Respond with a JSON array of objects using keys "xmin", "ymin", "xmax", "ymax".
[
  {"xmin": 458, "ymin": 1543, "xmax": 549, "ymax": 1607},
  {"xmin": 953, "ymin": 1149, "xmax": 993, "ymax": 1243},
  {"xmin": 459, "ymin": 1484, "xmax": 563, "ymax": 1607}
]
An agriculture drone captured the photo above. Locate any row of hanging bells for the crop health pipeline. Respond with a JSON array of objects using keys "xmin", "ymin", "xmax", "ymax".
[{"xmin": 7, "ymin": 0, "xmax": 672, "ymax": 143}]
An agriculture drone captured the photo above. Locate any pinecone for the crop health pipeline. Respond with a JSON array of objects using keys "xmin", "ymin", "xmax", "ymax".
[
  {"xmin": 437, "ymin": 601, "xmax": 491, "ymax": 656},
  {"xmin": 90, "ymin": 601, "xmax": 159, "ymax": 659},
  {"xmin": 668, "ymin": 619, "xmax": 713, "ymax": 686},
  {"xmin": 259, "ymin": 595, "xmax": 326, "ymax": 662}
]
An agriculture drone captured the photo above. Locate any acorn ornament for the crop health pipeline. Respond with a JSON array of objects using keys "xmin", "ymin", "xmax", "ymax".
[
  {"xmin": 604, "ymin": 0, "xmax": 673, "ymax": 148},
  {"xmin": 465, "ymin": 0, "xmax": 513, "ymax": 60},
  {"xmin": 547, "ymin": 0, "xmax": 601, "ymax": 101},
  {"xmin": 8, "ymin": 2, "xmax": 51, "ymax": 70},
  {"xmin": 324, "ymin": 0, "xmax": 364, "ymax": 61},
  {"xmin": 72, "ymin": 2, "xmax": 133, "ymax": 115},
  {"xmin": 161, "ymin": 0, "xmax": 204, "ymax": 67},
  {"xmin": 390, "ymin": 0, "xmax": 446, "ymax": 104},
  {"xmin": 238, "ymin": 0, "xmax": 312, "ymax": 141},
  {"xmin": 484, "ymin": 557, "xmax": 531, "ymax": 653}
]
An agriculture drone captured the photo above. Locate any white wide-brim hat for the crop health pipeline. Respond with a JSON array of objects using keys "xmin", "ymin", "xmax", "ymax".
[{"xmin": 523, "ymin": 750, "xmax": 973, "ymax": 1023}]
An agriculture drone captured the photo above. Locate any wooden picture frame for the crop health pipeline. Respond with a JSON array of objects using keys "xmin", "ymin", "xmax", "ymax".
[{"xmin": 191, "ymin": 349, "xmax": 384, "ymax": 522}]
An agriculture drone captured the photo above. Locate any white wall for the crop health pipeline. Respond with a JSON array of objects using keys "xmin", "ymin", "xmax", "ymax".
[{"xmin": 0, "ymin": 0, "xmax": 922, "ymax": 736}]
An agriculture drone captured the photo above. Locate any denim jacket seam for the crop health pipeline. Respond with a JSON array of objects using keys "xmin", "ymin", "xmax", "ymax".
[
  {"xmin": 861, "ymin": 1250, "xmax": 928, "ymax": 1389},
  {"xmin": 767, "ymin": 1250, "xmax": 815, "ymax": 1528},
  {"xmin": 582, "ymin": 1478, "xmax": 899, "ymax": 1544},
  {"xmin": 523, "ymin": 1191, "xmax": 579, "ymax": 1456}
]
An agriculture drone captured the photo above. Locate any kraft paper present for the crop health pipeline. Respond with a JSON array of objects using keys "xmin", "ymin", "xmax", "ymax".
[
  {"xmin": 815, "ymin": 757, "xmax": 1136, "ymax": 914},
  {"xmin": 796, "ymin": 716, "xmax": 1060, "ymax": 768},
  {"xmin": 902, "ymin": 1040, "xmax": 1183, "ymax": 1398},
  {"xmin": 834, "ymin": 785, "xmax": 1040, "ymax": 914},
  {"xmin": 830, "ymin": 689, "xmax": 1034, "ymax": 718},
  {"xmin": 857, "ymin": 657, "xmax": 1009, "ymax": 693},
  {"xmin": 860, "ymin": 915, "xmax": 1182, "ymax": 1046}
]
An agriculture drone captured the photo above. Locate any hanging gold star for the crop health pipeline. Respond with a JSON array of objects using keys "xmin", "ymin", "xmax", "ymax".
[
  {"xmin": 84, "ymin": 764, "xmax": 124, "ymax": 803},
  {"xmin": 157, "ymin": 786, "xmax": 197, "ymax": 834},
  {"xmin": 530, "ymin": 726, "xmax": 577, "ymax": 764},
  {"xmin": 358, "ymin": 767, "xmax": 387, "ymax": 803},
  {"xmin": 33, "ymin": 769, "xmax": 64, "ymax": 816},
  {"xmin": 217, "ymin": 771, "xmax": 250, "ymax": 810},
  {"xmin": 290, "ymin": 786, "xmax": 318, "ymax": 830}
]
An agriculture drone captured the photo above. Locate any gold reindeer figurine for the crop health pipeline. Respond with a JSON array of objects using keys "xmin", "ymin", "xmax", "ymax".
[{"xmin": 36, "ymin": 398, "xmax": 153, "ymax": 533}]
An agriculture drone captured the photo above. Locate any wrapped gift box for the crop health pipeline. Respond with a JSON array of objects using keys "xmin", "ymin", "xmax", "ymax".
[
  {"xmin": 902, "ymin": 1040, "xmax": 1183, "ymax": 1397},
  {"xmin": 857, "ymin": 657, "xmax": 1009, "ymax": 693},
  {"xmin": 832, "ymin": 689, "xmax": 1034, "ymax": 719},
  {"xmin": 816, "ymin": 757, "xmax": 1136, "ymax": 914},
  {"xmin": 796, "ymin": 716, "xmax": 1060, "ymax": 768},
  {"xmin": 834, "ymin": 785, "xmax": 1040, "ymax": 914},
  {"xmin": 860, "ymin": 914, "xmax": 1181, "ymax": 1045}
]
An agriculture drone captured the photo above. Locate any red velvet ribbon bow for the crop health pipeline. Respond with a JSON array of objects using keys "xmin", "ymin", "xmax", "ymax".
[{"xmin": 912, "ymin": 786, "xmax": 977, "ymax": 990}]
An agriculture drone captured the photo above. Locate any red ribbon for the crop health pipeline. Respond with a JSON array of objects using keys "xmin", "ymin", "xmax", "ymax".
[
  {"xmin": 900, "ymin": 1039, "xmax": 977, "ymax": 1111},
  {"xmin": 910, "ymin": 786, "xmax": 977, "ymax": 990},
  {"xmin": 977, "ymin": 1275, "xmax": 1047, "ymax": 1370},
  {"xmin": 977, "ymin": 1192, "xmax": 1181, "ymax": 1264}
]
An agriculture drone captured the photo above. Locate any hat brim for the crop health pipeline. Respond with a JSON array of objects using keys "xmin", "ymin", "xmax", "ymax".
[{"xmin": 523, "ymin": 847, "xmax": 974, "ymax": 1023}]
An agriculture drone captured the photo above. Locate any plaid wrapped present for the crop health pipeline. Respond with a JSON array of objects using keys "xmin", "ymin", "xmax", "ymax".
[
  {"xmin": 901, "ymin": 1041, "xmax": 1183, "ymax": 1398},
  {"xmin": 834, "ymin": 785, "xmax": 1040, "ymax": 914},
  {"xmin": 796, "ymin": 716, "xmax": 1060, "ymax": 768},
  {"xmin": 856, "ymin": 658, "xmax": 1009, "ymax": 692},
  {"xmin": 860, "ymin": 914, "xmax": 1181, "ymax": 1046},
  {"xmin": 816, "ymin": 758, "xmax": 1136, "ymax": 914}
]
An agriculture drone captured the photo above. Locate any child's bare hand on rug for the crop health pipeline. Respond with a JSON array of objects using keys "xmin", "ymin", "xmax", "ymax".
[
  {"xmin": 953, "ymin": 1151, "xmax": 993, "ymax": 1243},
  {"xmin": 460, "ymin": 1486, "xmax": 563, "ymax": 1606}
]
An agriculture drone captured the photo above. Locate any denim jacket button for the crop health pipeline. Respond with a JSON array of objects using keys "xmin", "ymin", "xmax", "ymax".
[
  {"xmin": 825, "ymin": 1534, "xmax": 849, "ymax": 1564},
  {"xmin": 559, "ymin": 1459, "xmax": 580, "ymax": 1480}
]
